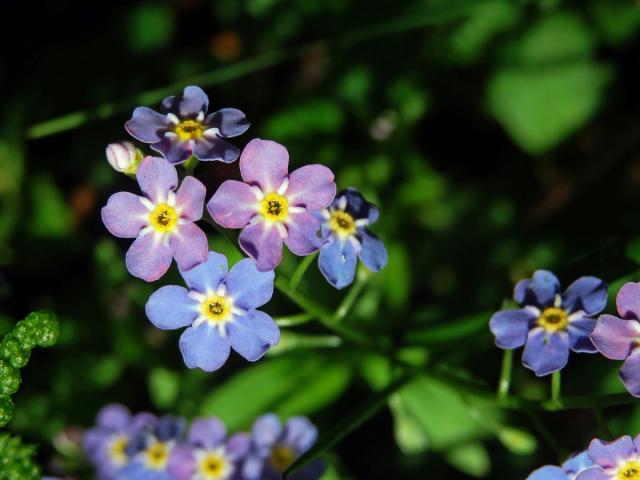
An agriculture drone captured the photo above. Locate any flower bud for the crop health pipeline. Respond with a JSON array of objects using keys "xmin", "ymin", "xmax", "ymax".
[{"xmin": 106, "ymin": 141, "xmax": 142, "ymax": 175}]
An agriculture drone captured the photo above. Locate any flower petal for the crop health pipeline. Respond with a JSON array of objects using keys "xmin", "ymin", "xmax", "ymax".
[
  {"xmin": 179, "ymin": 86, "xmax": 209, "ymax": 117},
  {"xmin": 193, "ymin": 135, "xmax": 239, "ymax": 163},
  {"xmin": 206, "ymin": 108, "xmax": 250, "ymax": 137},
  {"xmin": 227, "ymin": 310, "xmax": 279, "ymax": 361},
  {"xmin": 252, "ymin": 414, "xmax": 282, "ymax": 448},
  {"xmin": 617, "ymin": 282, "xmax": 640, "ymax": 320},
  {"xmin": 179, "ymin": 323, "xmax": 230, "ymax": 372},
  {"xmin": 167, "ymin": 445, "xmax": 196, "ymax": 480},
  {"xmin": 526, "ymin": 270, "xmax": 561, "ymax": 307},
  {"xmin": 226, "ymin": 258, "xmax": 274, "ymax": 310},
  {"xmin": 208, "ymin": 180, "xmax": 259, "ymax": 228},
  {"xmin": 137, "ymin": 156, "xmax": 178, "ymax": 203},
  {"xmin": 318, "ymin": 238, "xmax": 358, "ymax": 289},
  {"xmin": 176, "ymin": 177, "xmax": 206, "ymax": 222},
  {"xmin": 567, "ymin": 316, "xmax": 597, "ymax": 353},
  {"xmin": 489, "ymin": 309, "xmax": 535, "ymax": 349},
  {"xmin": 358, "ymin": 229, "xmax": 388, "ymax": 272},
  {"xmin": 588, "ymin": 436, "xmax": 635, "ymax": 469},
  {"xmin": 285, "ymin": 165, "xmax": 336, "ymax": 210},
  {"xmin": 620, "ymin": 350, "xmax": 640, "ymax": 397},
  {"xmin": 151, "ymin": 136, "xmax": 193, "ymax": 165},
  {"xmin": 102, "ymin": 192, "xmax": 149, "ymax": 238},
  {"xmin": 226, "ymin": 433, "xmax": 251, "ymax": 461},
  {"xmin": 526, "ymin": 465, "xmax": 568, "ymax": 480},
  {"xmin": 180, "ymin": 251, "xmax": 228, "ymax": 293},
  {"xmin": 239, "ymin": 139, "xmax": 289, "ymax": 192},
  {"xmin": 284, "ymin": 212, "xmax": 322, "ymax": 256},
  {"xmin": 239, "ymin": 221, "xmax": 284, "ymax": 271},
  {"xmin": 574, "ymin": 467, "xmax": 607, "ymax": 480},
  {"xmin": 522, "ymin": 328, "xmax": 569, "ymax": 376},
  {"xmin": 562, "ymin": 451, "xmax": 594, "ymax": 475},
  {"xmin": 96, "ymin": 404, "xmax": 131, "ymax": 430},
  {"xmin": 562, "ymin": 276, "xmax": 607, "ymax": 315},
  {"xmin": 188, "ymin": 417, "xmax": 226, "ymax": 449},
  {"xmin": 335, "ymin": 188, "xmax": 379, "ymax": 223},
  {"xmin": 590, "ymin": 314, "xmax": 640, "ymax": 360},
  {"xmin": 284, "ymin": 417, "xmax": 317, "ymax": 453},
  {"xmin": 125, "ymin": 233, "xmax": 173, "ymax": 282},
  {"xmin": 170, "ymin": 223, "xmax": 208, "ymax": 272},
  {"xmin": 145, "ymin": 285, "xmax": 198, "ymax": 330},
  {"xmin": 125, "ymin": 107, "xmax": 170, "ymax": 143}
]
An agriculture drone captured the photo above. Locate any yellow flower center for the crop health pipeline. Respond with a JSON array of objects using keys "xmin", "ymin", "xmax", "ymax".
[
  {"xmin": 269, "ymin": 445, "xmax": 295, "ymax": 472},
  {"xmin": 198, "ymin": 452, "xmax": 229, "ymax": 479},
  {"xmin": 618, "ymin": 461, "xmax": 640, "ymax": 480},
  {"xmin": 144, "ymin": 441, "xmax": 170, "ymax": 470},
  {"xmin": 149, "ymin": 203, "xmax": 178, "ymax": 233},
  {"xmin": 175, "ymin": 120, "xmax": 204, "ymax": 141},
  {"xmin": 201, "ymin": 295, "xmax": 233, "ymax": 324},
  {"xmin": 108, "ymin": 435, "xmax": 129, "ymax": 466},
  {"xmin": 260, "ymin": 192, "xmax": 289, "ymax": 222},
  {"xmin": 538, "ymin": 307, "xmax": 569, "ymax": 333},
  {"xmin": 328, "ymin": 210, "xmax": 357, "ymax": 237}
]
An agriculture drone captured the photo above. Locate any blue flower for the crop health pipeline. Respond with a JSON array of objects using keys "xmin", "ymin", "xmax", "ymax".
[
  {"xmin": 242, "ymin": 414, "xmax": 324, "ymax": 480},
  {"xmin": 527, "ymin": 451, "xmax": 594, "ymax": 479},
  {"xmin": 575, "ymin": 435, "xmax": 640, "ymax": 479},
  {"xmin": 125, "ymin": 86, "xmax": 249, "ymax": 165},
  {"xmin": 83, "ymin": 404, "xmax": 157, "ymax": 480},
  {"xmin": 117, "ymin": 416, "xmax": 185, "ymax": 480},
  {"xmin": 145, "ymin": 251, "xmax": 279, "ymax": 372},
  {"xmin": 489, "ymin": 270, "xmax": 607, "ymax": 376},
  {"xmin": 317, "ymin": 188, "xmax": 387, "ymax": 289}
]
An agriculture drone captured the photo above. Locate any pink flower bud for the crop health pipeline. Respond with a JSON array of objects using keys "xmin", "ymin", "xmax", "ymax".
[{"xmin": 106, "ymin": 142, "xmax": 142, "ymax": 174}]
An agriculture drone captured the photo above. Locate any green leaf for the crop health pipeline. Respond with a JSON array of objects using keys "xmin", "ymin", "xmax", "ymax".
[
  {"xmin": 627, "ymin": 236, "xmax": 640, "ymax": 265},
  {"xmin": 28, "ymin": 175, "xmax": 72, "ymax": 238},
  {"xmin": 126, "ymin": 2, "xmax": 175, "ymax": 54},
  {"xmin": 263, "ymin": 100, "xmax": 344, "ymax": 140},
  {"xmin": 497, "ymin": 427, "xmax": 537, "ymax": 455},
  {"xmin": 444, "ymin": 441, "xmax": 491, "ymax": 478},
  {"xmin": 148, "ymin": 367, "xmax": 180, "ymax": 409},
  {"xmin": 592, "ymin": 0, "xmax": 640, "ymax": 46}
]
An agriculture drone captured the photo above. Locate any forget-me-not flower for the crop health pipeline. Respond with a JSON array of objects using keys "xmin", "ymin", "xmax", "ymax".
[
  {"xmin": 575, "ymin": 435, "xmax": 640, "ymax": 479},
  {"xmin": 527, "ymin": 451, "xmax": 594, "ymax": 480}
]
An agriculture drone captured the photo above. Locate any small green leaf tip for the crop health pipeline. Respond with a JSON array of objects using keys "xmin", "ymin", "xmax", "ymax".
[{"xmin": 0, "ymin": 433, "xmax": 41, "ymax": 478}]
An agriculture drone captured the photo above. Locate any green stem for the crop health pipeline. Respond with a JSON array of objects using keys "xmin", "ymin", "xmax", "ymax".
[
  {"xmin": 593, "ymin": 407, "xmax": 613, "ymax": 440},
  {"xmin": 274, "ymin": 313, "xmax": 314, "ymax": 327},
  {"xmin": 551, "ymin": 371, "xmax": 561, "ymax": 404},
  {"xmin": 497, "ymin": 349, "xmax": 513, "ymax": 400},
  {"xmin": 289, "ymin": 253, "xmax": 318, "ymax": 290},
  {"xmin": 333, "ymin": 271, "xmax": 368, "ymax": 322}
]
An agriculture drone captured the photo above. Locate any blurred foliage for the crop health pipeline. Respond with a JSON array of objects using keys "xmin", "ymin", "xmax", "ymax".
[
  {"xmin": 0, "ymin": 433, "xmax": 40, "ymax": 480},
  {"xmin": 1, "ymin": 0, "xmax": 640, "ymax": 478}
]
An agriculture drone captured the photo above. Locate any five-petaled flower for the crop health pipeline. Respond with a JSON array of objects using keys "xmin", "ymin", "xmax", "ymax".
[
  {"xmin": 591, "ymin": 282, "xmax": 640, "ymax": 397},
  {"xmin": 527, "ymin": 451, "xmax": 593, "ymax": 480},
  {"xmin": 168, "ymin": 417, "xmax": 250, "ymax": 480},
  {"xmin": 145, "ymin": 251, "xmax": 279, "ymax": 372},
  {"xmin": 102, "ymin": 156, "xmax": 208, "ymax": 282},
  {"xmin": 575, "ymin": 435, "xmax": 640, "ymax": 480},
  {"xmin": 242, "ymin": 414, "xmax": 324, "ymax": 480},
  {"xmin": 316, "ymin": 188, "xmax": 387, "ymax": 289},
  {"xmin": 208, "ymin": 139, "xmax": 336, "ymax": 271},
  {"xmin": 125, "ymin": 86, "xmax": 249, "ymax": 165},
  {"xmin": 489, "ymin": 270, "xmax": 607, "ymax": 376}
]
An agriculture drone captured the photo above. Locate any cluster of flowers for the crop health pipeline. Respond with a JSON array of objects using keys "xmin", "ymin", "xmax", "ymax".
[
  {"xmin": 490, "ymin": 270, "xmax": 640, "ymax": 397},
  {"xmin": 101, "ymin": 86, "xmax": 387, "ymax": 372},
  {"xmin": 83, "ymin": 404, "xmax": 323, "ymax": 480},
  {"xmin": 527, "ymin": 433, "xmax": 640, "ymax": 480}
]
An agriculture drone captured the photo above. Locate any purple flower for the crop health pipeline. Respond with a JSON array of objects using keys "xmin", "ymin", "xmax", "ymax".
[
  {"xmin": 242, "ymin": 414, "xmax": 324, "ymax": 480},
  {"xmin": 489, "ymin": 270, "xmax": 607, "ymax": 376},
  {"xmin": 207, "ymin": 139, "xmax": 336, "ymax": 271},
  {"xmin": 83, "ymin": 404, "xmax": 157, "ymax": 480},
  {"xmin": 527, "ymin": 451, "xmax": 594, "ymax": 480},
  {"xmin": 575, "ymin": 435, "xmax": 640, "ymax": 479},
  {"xmin": 168, "ymin": 417, "xmax": 250, "ymax": 480},
  {"xmin": 591, "ymin": 282, "xmax": 640, "ymax": 397},
  {"xmin": 317, "ymin": 188, "xmax": 387, "ymax": 289},
  {"xmin": 101, "ymin": 156, "xmax": 208, "ymax": 282},
  {"xmin": 145, "ymin": 251, "xmax": 279, "ymax": 372},
  {"xmin": 117, "ymin": 416, "xmax": 185, "ymax": 480},
  {"xmin": 125, "ymin": 86, "xmax": 249, "ymax": 165}
]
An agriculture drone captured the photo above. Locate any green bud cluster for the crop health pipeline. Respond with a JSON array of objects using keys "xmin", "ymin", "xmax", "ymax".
[
  {"xmin": 0, "ymin": 433, "xmax": 40, "ymax": 479},
  {"xmin": 0, "ymin": 311, "xmax": 59, "ymax": 427}
]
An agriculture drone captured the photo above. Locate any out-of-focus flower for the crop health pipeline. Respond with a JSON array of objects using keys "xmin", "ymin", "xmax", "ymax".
[
  {"xmin": 317, "ymin": 188, "xmax": 387, "ymax": 289},
  {"xmin": 119, "ymin": 416, "xmax": 185, "ymax": 480},
  {"xmin": 145, "ymin": 251, "xmax": 278, "ymax": 372},
  {"xmin": 575, "ymin": 435, "xmax": 640, "ymax": 479},
  {"xmin": 106, "ymin": 141, "xmax": 143, "ymax": 175},
  {"xmin": 527, "ymin": 451, "xmax": 594, "ymax": 480},
  {"xmin": 208, "ymin": 139, "xmax": 336, "ymax": 271},
  {"xmin": 83, "ymin": 404, "xmax": 157, "ymax": 480},
  {"xmin": 243, "ymin": 414, "xmax": 324, "ymax": 480},
  {"xmin": 591, "ymin": 282, "xmax": 640, "ymax": 397},
  {"xmin": 489, "ymin": 270, "xmax": 607, "ymax": 376},
  {"xmin": 125, "ymin": 86, "xmax": 249, "ymax": 165},
  {"xmin": 101, "ymin": 156, "xmax": 208, "ymax": 282},
  {"xmin": 168, "ymin": 417, "xmax": 250, "ymax": 480}
]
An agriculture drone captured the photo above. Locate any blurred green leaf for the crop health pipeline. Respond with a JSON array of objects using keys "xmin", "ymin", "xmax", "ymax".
[
  {"xmin": 28, "ymin": 175, "xmax": 72, "ymax": 238},
  {"xmin": 592, "ymin": 0, "xmax": 640, "ymax": 46},
  {"xmin": 444, "ymin": 441, "xmax": 491, "ymax": 478},
  {"xmin": 263, "ymin": 100, "xmax": 344, "ymax": 140},
  {"xmin": 149, "ymin": 367, "xmax": 180, "ymax": 409},
  {"xmin": 498, "ymin": 427, "xmax": 537, "ymax": 455},
  {"xmin": 126, "ymin": 2, "xmax": 175, "ymax": 54}
]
